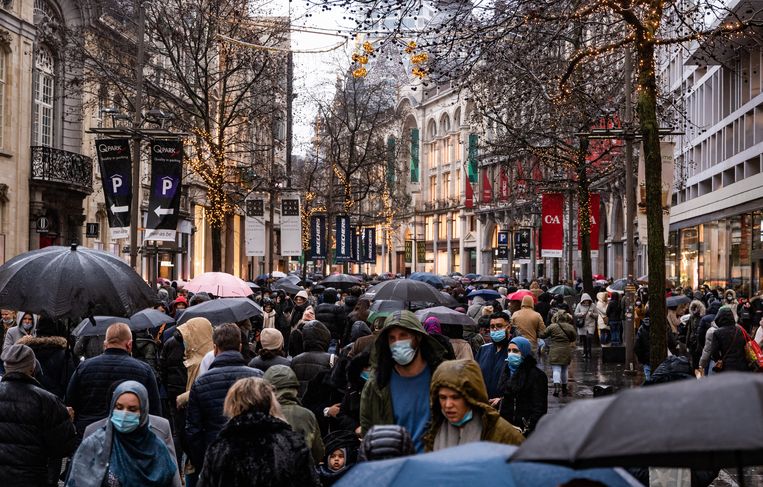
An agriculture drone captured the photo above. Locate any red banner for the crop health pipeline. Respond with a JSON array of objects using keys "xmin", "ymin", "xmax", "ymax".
[
  {"xmin": 577, "ymin": 192, "xmax": 600, "ymax": 256},
  {"xmin": 465, "ymin": 177, "xmax": 474, "ymax": 208},
  {"xmin": 481, "ymin": 167, "xmax": 493, "ymax": 203},
  {"xmin": 541, "ymin": 193, "xmax": 564, "ymax": 258},
  {"xmin": 499, "ymin": 166, "xmax": 509, "ymax": 201}
]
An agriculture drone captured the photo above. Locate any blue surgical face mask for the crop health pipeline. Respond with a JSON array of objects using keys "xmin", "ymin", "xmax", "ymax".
[
  {"xmin": 22, "ymin": 322, "xmax": 33, "ymax": 332},
  {"xmin": 450, "ymin": 408, "xmax": 474, "ymax": 427},
  {"xmin": 111, "ymin": 410, "xmax": 141, "ymax": 433},
  {"xmin": 360, "ymin": 370, "xmax": 370, "ymax": 381},
  {"xmin": 506, "ymin": 353, "xmax": 524, "ymax": 369},
  {"xmin": 490, "ymin": 329, "xmax": 506, "ymax": 343},
  {"xmin": 390, "ymin": 339, "xmax": 417, "ymax": 366}
]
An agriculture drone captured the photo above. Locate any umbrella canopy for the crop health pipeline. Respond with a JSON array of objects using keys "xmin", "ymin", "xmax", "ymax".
[
  {"xmin": 72, "ymin": 316, "xmax": 136, "ymax": 337},
  {"xmin": 439, "ymin": 275, "xmax": 459, "ymax": 287},
  {"xmin": 548, "ymin": 285, "xmax": 577, "ymax": 297},
  {"xmin": 363, "ymin": 279, "xmax": 447, "ymax": 305},
  {"xmin": 336, "ymin": 442, "xmax": 640, "ymax": 487},
  {"xmin": 593, "ymin": 273, "xmax": 606, "ymax": 280},
  {"xmin": 594, "ymin": 279, "xmax": 609, "ymax": 287},
  {"xmin": 606, "ymin": 279, "xmax": 629, "ymax": 294},
  {"xmin": 666, "ymin": 294, "xmax": 691, "ymax": 308},
  {"xmin": 0, "ymin": 244, "xmax": 155, "ymax": 319},
  {"xmin": 473, "ymin": 275, "xmax": 500, "ymax": 284},
  {"xmin": 439, "ymin": 292, "xmax": 460, "ymax": 307},
  {"xmin": 245, "ymin": 281, "xmax": 260, "ymax": 289},
  {"xmin": 320, "ymin": 273, "xmax": 362, "ymax": 290},
  {"xmin": 637, "ymin": 275, "xmax": 674, "ymax": 288},
  {"xmin": 467, "ymin": 289, "xmax": 501, "ymax": 300},
  {"xmin": 184, "ymin": 272, "xmax": 253, "ymax": 298},
  {"xmin": 130, "ymin": 308, "xmax": 175, "ymax": 330},
  {"xmin": 367, "ymin": 299, "xmax": 406, "ymax": 324},
  {"xmin": 409, "ymin": 272, "xmax": 444, "ymax": 289},
  {"xmin": 271, "ymin": 271, "xmax": 287, "ymax": 278},
  {"xmin": 176, "ymin": 298, "xmax": 262, "ymax": 326},
  {"xmin": 508, "ymin": 290, "xmax": 537, "ymax": 303},
  {"xmin": 415, "ymin": 306, "xmax": 477, "ymax": 326},
  {"xmin": 512, "ymin": 372, "xmax": 763, "ymax": 469},
  {"xmin": 271, "ymin": 278, "xmax": 302, "ymax": 295}
]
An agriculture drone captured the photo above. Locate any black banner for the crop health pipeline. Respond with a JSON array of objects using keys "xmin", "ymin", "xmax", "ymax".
[
  {"xmin": 514, "ymin": 228, "xmax": 531, "ymax": 260},
  {"xmin": 362, "ymin": 228, "xmax": 376, "ymax": 263},
  {"xmin": 417, "ymin": 241, "xmax": 426, "ymax": 263},
  {"xmin": 96, "ymin": 139, "xmax": 132, "ymax": 237},
  {"xmin": 146, "ymin": 140, "xmax": 183, "ymax": 241},
  {"xmin": 335, "ymin": 216, "xmax": 352, "ymax": 263},
  {"xmin": 310, "ymin": 215, "xmax": 326, "ymax": 260},
  {"xmin": 497, "ymin": 246, "xmax": 509, "ymax": 261},
  {"xmin": 351, "ymin": 227, "xmax": 360, "ymax": 263},
  {"xmin": 497, "ymin": 230, "xmax": 509, "ymax": 262},
  {"xmin": 404, "ymin": 240, "xmax": 413, "ymax": 263}
]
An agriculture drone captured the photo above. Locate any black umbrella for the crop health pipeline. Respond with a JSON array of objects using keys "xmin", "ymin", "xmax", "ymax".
[
  {"xmin": 130, "ymin": 308, "xmax": 175, "ymax": 330},
  {"xmin": 0, "ymin": 244, "xmax": 155, "ymax": 319},
  {"xmin": 666, "ymin": 295, "xmax": 691, "ymax": 308},
  {"xmin": 415, "ymin": 306, "xmax": 476, "ymax": 326},
  {"xmin": 72, "ymin": 316, "xmax": 134, "ymax": 337},
  {"xmin": 511, "ymin": 373, "xmax": 763, "ymax": 473},
  {"xmin": 271, "ymin": 278, "xmax": 302, "ymax": 295},
  {"xmin": 439, "ymin": 292, "xmax": 460, "ymax": 307},
  {"xmin": 320, "ymin": 274, "xmax": 362, "ymax": 291},
  {"xmin": 363, "ymin": 279, "xmax": 447, "ymax": 305},
  {"xmin": 473, "ymin": 275, "xmax": 500, "ymax": 284},
  {"xmin": 176, "ymin": 298, "xmax": 262, "ymax": 326}
]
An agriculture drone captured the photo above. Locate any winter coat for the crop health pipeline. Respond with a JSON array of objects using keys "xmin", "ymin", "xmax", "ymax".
[
  {"xmin": 595, "ymin": 292, "xmax": 610, "ymax": 331},
  {"xmin": 475, "ymin": 342, "xmax": 510, "ymax": 399},
  {"xmin": 574, "ymin": 293, "xmax": 598, "ymax": 335},
  {"xmin": 535, "ymin": 293, "xmax": 552, "ymax": 325},
  {"xmin": 249, "ymin": 354, "xmax": 292, "ymax": 372},
  {"xmin": 160, "ymin": 335, "xmax": 187, "ymax": 400},
  {"xmin": 723, "ymin": 289, "xmax": 738, "ymax": 321},
  {"xmin": 0, "ymin": 372, "xmax": 77, "ymax": 487},
  {"xmin": 185, "ymin": 351, "xmax": 263, "ymax": 468},
  {"xmin": 695, "ymin": 301, "xmax": 721, "ymax": 357},
  {"xmin": 17, "ymin": 335, "xmax": 76, "ymax": 399},
  {"xmin": 263, "ymin": 365, "xmax": 325, "ymax": 464},
  {"xmin": 449, "ymin": 338, "xmax": 474, "ymax": 361},
  {"xmin": 2, "ymin": 321, "xmax": 37, "ymax": 354},
  {"xmin": 132, "ymin": 329, "xmax": 161, "ymax": 379},
  {"xmin": 73, "ymin": 334, "xmax": 105, "ymax": 360},
  {"xmin": 359, "ymin": 311, "xmax": 448, "ymax": 434},
  {"xmin": 315, "ymin": 303, "xmax": 347, "ymax": 343},
  {"xmin": 606, "ymin": 298, "xmax": 623, "ymax": 323},
  {"xmin": 197, "ymin": 409, "xmax": 320, "ymax": 487},
  {"xmin": 291, "ymin": 321, "xmax": 334, "ymax": 398},
  {"xmin": 498, "ymin": 355, "xmax": 548, "ymax": 435},
  {"xmin": 423, "ymin": 359, "xmax": 524, "ymax": 452},
  {"xmin": 510, "ymin": 296, "xmax": 546, "ymax": 349},
  {"xmin": 539, "ymin": 312, "xmax": 577, "ymax": 366},
  {"xmin": 65, "ymin": 348, "xmax": 161, "ymax": 435},
  {"xmin": 710, "ymin": 325, "xmax": 749, "ymax": 372},
  {"xmin": 636, "ymin": 318, "xmax": 678, "ymax": 365}
]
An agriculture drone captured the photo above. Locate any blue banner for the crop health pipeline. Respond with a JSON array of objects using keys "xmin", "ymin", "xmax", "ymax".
[
  {"xmin": 362, "ymin": 228, "xmax": 376, "ymax": 263},
  {"xmin": 335, "ymin": 216, "xmax": 352, "ymax": 263},
  {"xmin": 351, "ymin": 227, "xmax": 359, "ymax": 263},
  {"xmin": 310, "ymin": 215, "xmax": 326, "ymax": 260}
]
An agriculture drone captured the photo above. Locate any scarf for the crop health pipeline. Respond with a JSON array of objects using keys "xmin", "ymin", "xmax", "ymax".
[{"xmin": 263, "ymin": 310, "xmax": 276, "ymax": 329}]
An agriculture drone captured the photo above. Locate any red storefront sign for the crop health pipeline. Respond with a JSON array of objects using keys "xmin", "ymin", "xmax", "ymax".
[
  {"xmin": 499, "ymin": 166, "xmax": 509, "ymax": 201},
  {"xmin": 465, "ymin": 177, "xmax": 474, "ymax": 208},
  {"xmin": 541, "ymin": 193, "xmax": 564, "ymax": 257},
  {"xmin": 577, "ymin": 192, "xmax": 600, "ymax": 257},
  {"xmin": 481, "ymin": 167, "xmax": 493, "ymax": 203}
]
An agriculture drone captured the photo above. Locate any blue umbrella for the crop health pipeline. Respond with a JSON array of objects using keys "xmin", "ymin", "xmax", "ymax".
[
  {"xmin": 464, "ymin": 273, "xmax": 479, "ymax": 280},
  {"xmin": 336, "ymin": 442, "xmax": 640, "ymax": 487},
  {"xmin": 467, "ymin": 289, "xmax": 501, "ymax": 300},
  {"xmin": 409, "ymin": 272, "xmax": 444, "ymax": 289}
]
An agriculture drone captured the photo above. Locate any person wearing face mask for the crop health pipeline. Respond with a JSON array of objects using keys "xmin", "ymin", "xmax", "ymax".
[
  {"xmin": 0, "ymin": 309, "xmax": 16, "ymax": 352},
  {"xmin": 67, "ymin": 380, "xmax": 180, "ymax": 487},
  {"xmin": 723, "ymin": 289, "xmax": 738, "ymax": 321},
  {"xmin": 475, "ymin": 312, "xmax": 516, "ymax": 405},
  {"xmin": 497, "ymin": 337, "xmax": 548, "ymax": 436},
  {"xmin": 2, "ymin": 311, "xmax": 37, "ymax": 354},
  {"xmin": 423, "ymin": 359, "xmax": 524, "ymax": 452},
  {"xmin": 359, "ymin": 310, "xmax": 448, "ymax": 453},
  {"xmin": 539, "ymin": 311, "xmax": 577, "ymax": 397}
]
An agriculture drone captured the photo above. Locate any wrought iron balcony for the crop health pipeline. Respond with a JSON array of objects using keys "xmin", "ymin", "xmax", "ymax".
[{"xmin": 31, "ymin": 146, "xmax": 93, "ymax": 194}]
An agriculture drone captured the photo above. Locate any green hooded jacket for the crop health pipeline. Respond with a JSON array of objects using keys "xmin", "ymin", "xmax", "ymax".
[
  {"xmin": 263, "ymin": 365, "xmax": 324, "ymax": 464},
  {"xmin": 359, "ymin": 310, "xmax": 448, "ymax": 435},
  {"xmin": 423, "ymin": 359, "xmax": 525, "ymax": 451}
]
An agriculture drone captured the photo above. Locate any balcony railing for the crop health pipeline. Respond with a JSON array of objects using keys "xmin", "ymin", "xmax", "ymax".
[{"xmin": 31, "ymin": 146, "xmax": 93, "ymax": 194}]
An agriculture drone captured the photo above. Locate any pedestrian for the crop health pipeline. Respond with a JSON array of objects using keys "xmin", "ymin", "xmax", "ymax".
[
  {"xmin": 288, "ymin": 305, "xmax": 317, "ymax": 357},
  {"xmin": 357, "ymin": 425, "xmax": 414, "ymax": 461},
  {"xmin": 606, "ymin": 292, "xmax": 623, "ymax": 346},
  {"xmin": 636, "ymin": 313, "xmax": 679, "ymax": 381},
  {"xmin": 574, "ymin": 293, "xmax": 597, "ymax": 359},
  {"xmin": 315, "ymin": 430, "xmax": 360, "ymax": 486},
  {"xmin": 423, "ymin": 359, "xmax": 524, "ymax": 452},
  {"xmin": 290, "ymin": 320, "xmax": 335, "ymax": 398},
  {"xmin": 170, "ymin": 296, "xmax": 188, "ymax": 318},
  {"xmin": 197, "ymin": 377, "xmax": 319, "ymax": 487},
  {"xmin": 475, "ymin": 312, "xmax": 514, "ymax": 403},
  {"xmin": 249, "ymin": 328, "xmax": 291, "ymax": 372},
  {"xmin": 0, "ymin": 309, "xmax": 16, "ymax": 351},
  {"xmin": 497, "ymin": 337, "xmax": 548, "ymax": 436},
  {"xmin": 0, "ymin": 344, "xmax": 77, "ymax": 487},
  {"xmin": 289, "ymin": 290, "xmax": 311, "ymax": 331},
  {"xmin": 422, "ymin": 316, "xmax": 456, "ymax": 359},
  {"xmin": 723, "ymin": 289, "xmax": 738, "ymax": 321},
  {"xmin": 535, "ymin": 292, "xmax": 552, "ymax": 325},
  {"xmin": 315, "ymin": 288, "xmax": 348, "ymax": 350},
  {"xmin": 539, "ymin": 310, "xmax": 577, "ymax": 397},
  {"xmin": 18, "ymin": 316, "xmax": 76, "ymax": 399},
  {"xmin": 596, "ymin": 292, "xmax": 610, "ymax": 345},
  {"xmin": 347, "ymin": 298, "xmax": 371, "ymax": 330},
  {"xmin": 2, "ymin": 311, "xmax": 37, "ymax": 353},
  {"xmin": 185, "ymin": 323, "xmax": 263, "ymax": 471},
  {"xmin": 700, "ymin": 306, "xmax": 749, "ymax": 374},
  {"xmin": 442, "ymin": 323, "xmax": 474, "ymax": 361},
  {"xmin": 510, "ymin": 295, "xmax": 546, "ymax": 355},
  {"xmin": 263, "ymin": 365, "xmax": 324, "ymax": 464},
  {"xmin": 359, "ymin": 310, "xmax": 447, "ymax": 452},
  {"xmin": 349, "ymin": 316, "xmax": 383, "ymax": 358},
  {"xmin": 67, "ymin": 380, "xmax": 180, "ymax": 487},
  {"xmin": 66, "ymin": 322, "xmax": 161, "ymax": 436}
]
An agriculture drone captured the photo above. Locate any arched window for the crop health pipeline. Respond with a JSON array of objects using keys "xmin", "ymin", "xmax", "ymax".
[{"xmin": 33, "ymin": 46, "xmax": 55, "ymax": 147}]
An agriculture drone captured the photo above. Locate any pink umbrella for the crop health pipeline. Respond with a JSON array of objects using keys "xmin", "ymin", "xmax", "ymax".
[
  {"xmin": 508, "ymin": 290, "xmax": 537, "ymax": 304},
  {"xmin": 184, "ymin": 272, "xmax": 253, "ymax": 297}
]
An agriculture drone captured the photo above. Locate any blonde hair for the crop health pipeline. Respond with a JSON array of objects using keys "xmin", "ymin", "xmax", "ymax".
[
  {"xmin": 105, "ymin": 322, "xmax": 132, "ymax": 346},
  {"xmin": 223, "ymin": 377, "xmax": 285, "ymax": 421}
]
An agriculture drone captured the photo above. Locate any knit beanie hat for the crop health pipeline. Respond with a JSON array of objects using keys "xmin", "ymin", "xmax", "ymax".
[
  {"xmin": 2, "ymin": 344, "xmax": 35, "ymax": 374},
  {"xmin": 260, "ymin": 328, "xmax": 284, "ymax": 350}
]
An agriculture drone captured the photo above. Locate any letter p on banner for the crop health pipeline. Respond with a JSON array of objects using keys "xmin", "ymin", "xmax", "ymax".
[{"xmin": 541, "ymin": 193, "xmax": 564, "ymax": 258}]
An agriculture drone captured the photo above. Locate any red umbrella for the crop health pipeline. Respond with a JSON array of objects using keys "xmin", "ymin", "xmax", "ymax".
[
  {"xmin": 593, "ymin": 274, "xmax": 606, "ymax": 280},
  {"xmin": 508, "ymin": 290, "xmax": 537, "ymax": 304}
]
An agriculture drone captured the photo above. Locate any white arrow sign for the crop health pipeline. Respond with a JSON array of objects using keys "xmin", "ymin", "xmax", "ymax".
[
  {"xmin": 154, "ymin": 207, "xmax": 174, "ymax": 217},
  {"xmin": 110, "ymin": 204, "xmax": 129, "ymax": 213}
]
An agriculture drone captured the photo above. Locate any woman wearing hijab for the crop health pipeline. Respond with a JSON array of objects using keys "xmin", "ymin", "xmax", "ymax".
[
  {"xmin": 67, "ymin": 380, "xmax": 180, "ymax": 487},
  {"xmin": 497, "ymin": 337, "xmax": 548, "ymax": 436}
]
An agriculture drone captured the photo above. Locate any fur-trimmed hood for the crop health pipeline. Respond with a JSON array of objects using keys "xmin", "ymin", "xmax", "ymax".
[{"xmin": 17, "ymin": 335, "xmax": 68, "ymax": 350}]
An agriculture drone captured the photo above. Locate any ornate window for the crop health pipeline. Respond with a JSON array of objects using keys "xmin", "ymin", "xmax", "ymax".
[{"xmin": 33, "ymin": 46, "xmax": 55, "ymax": 147}]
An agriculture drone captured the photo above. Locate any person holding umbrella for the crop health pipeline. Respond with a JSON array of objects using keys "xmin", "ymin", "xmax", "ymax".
[{"xmin": 497, "ymin": 337, "xmax": 548, "ymax": 436}]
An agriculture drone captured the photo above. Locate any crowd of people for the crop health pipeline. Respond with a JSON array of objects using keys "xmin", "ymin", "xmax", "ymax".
[{"xmin": 1, "ymin": 272, "xmax": 760, "ymax": 487}]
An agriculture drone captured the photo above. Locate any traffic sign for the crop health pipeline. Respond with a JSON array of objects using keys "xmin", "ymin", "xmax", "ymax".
[{"xmin": 36, "ymin": 216, "xmax": 49, "ymax": 233}]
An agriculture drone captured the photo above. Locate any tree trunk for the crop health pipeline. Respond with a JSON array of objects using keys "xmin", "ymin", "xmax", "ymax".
[
  {"xmin": 577, "ymin": 138, "xmax": 594, "ymax": 298},
  {"xmin": 211, "ymin": 224, "xmax": 222, "ymax": 272},
  {"xmin": 636, "ymin": 39, "xmax": 668, "ymax": 370}
]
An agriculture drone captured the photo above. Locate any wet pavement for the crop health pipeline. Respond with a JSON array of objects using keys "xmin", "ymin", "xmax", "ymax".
[{"xmin": 540, "ymin": 345, "xmax": 761, "ymax": 487}]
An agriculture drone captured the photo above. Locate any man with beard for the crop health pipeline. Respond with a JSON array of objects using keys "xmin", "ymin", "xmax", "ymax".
[{"xmin": 475, "ymin": 312, "xmax": 515, "ymax": 405}]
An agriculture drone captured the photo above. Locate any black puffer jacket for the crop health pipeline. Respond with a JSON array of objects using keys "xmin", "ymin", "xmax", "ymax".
[
  {"xmin": 710, "ymin": 324, "xmax": 749, "ymax": 372},
  {"xmin": 198, "ymin": 409, "xmax": 319, "ymax": 487},
  {"xmin": 0, "ymin": 373, "xmax": 77, "ymax": 487},
  {"xmin": 160, "ymin": 334, "xmax": 187, "ymax": 400},
  {"xmin": 185, "ymin": 351, "xmax": 263, "ymax": 468},
  {"xmin": 498, "ymin": 355, "xmax": 548, "ymax": 435},
  {"xmin": 17, "ymin": 335, "xmax": 76, "ymax": 399},
  {"xmin": 65, "ymin": 348, "xmax": 161, "ymax": 435},
  {"xmin": 315, "ymin": 303, "xmax": 347, "ymax": 343},
  {"xmin": 291, "ymin": 322, "xmax": 333, "ymax": 398}
]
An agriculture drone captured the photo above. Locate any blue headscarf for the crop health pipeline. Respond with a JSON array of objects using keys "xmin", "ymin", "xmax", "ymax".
[{"xmin": 507, "ymin": 337, "xmax": 532, "ymax": 374}]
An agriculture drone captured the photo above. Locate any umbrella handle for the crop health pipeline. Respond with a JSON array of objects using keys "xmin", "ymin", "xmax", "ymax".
[{"xmin": 88, "ymin": 315, "xmax": 96, "ymax": 327}]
